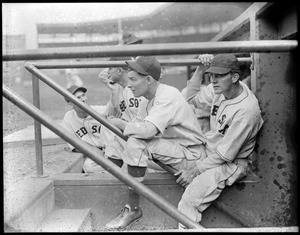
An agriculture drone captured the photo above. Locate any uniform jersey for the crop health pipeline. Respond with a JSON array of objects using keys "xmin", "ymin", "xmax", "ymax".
[
  {"xmin": 63, "ymin": 105, "xmax": 109, "ymax": 151},
  {"xmin": 110, "ymin": 84, "xmax": 144, "ymax": 122},
  {"xmin": 188, "ymin": 81, "xmax": 264, "ymax": 163},
  {"xmin": 136, "ymin": 83, "xmax": 206, "ymax": 149}
]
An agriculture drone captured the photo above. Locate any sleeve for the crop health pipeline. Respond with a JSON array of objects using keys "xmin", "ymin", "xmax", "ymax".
[
  {"xmin": 123, "ymin": 121, "xmax": 159, "ymax": 139},
  {"xmin": 62, "ymin": 116, "xmax": 76, "ymax": 151},
  {"xmin": 144, "ymin": 97, "xmax": 177, "ymax": 135},
  {"xmin": 186, "ymin": 81, "xmax": 214, "ymax": 113},
  {"xmin": 106, "ymin": 99, "xmax": 122, "ymax": 118}
]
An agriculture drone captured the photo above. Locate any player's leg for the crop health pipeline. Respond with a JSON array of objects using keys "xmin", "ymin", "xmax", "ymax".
[
  {"xmin": 82, "ymin": 157, "xmax": 106, "ymax": 173},
  {"xmin": 102, "ymin": 127, "xmax": 125, "ymax": 168},
  {"xmin": 105, "ymin": 137, "xmax": 150, "ymax": 230},
  {"xmin": 177, "ymin": 163, "xmax": 237, "ymax": 228}
]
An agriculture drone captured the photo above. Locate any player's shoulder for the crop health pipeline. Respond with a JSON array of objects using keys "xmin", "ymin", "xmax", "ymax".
[
  {"xmin": 157, "ymin": 83, "xmax": 181, "ymax": 97},
  {"xmin": 63, "ymin": 110, "xmax": 75, "ymax": 120}
]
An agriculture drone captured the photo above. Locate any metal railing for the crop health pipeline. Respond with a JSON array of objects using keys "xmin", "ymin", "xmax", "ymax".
[
  {"xmin": 3, "ymin": 83, "xmax": 202, "ymax": 229},
  {"xmin": 3, "ymin": 40, "xmax": 297, "ymax": 61}
]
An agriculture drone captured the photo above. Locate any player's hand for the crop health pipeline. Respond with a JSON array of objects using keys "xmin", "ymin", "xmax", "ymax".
[
  {"xmin": 198, "ymin": 54, "xmax": 214, "ymax": 66},
  {"xmin": 98, "ymin": 68, "xmax": 110, "ymax": 81},
  {"xmin": 174, "ymin": 167, "xmax": 200, "ymax": 188}
]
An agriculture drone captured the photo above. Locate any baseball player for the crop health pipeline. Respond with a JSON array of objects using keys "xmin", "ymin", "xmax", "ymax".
[
  {"xmin": 98, "ymin": 57, "xmax": 165, "ymax": 172},
  {"xmin": 176, "ymin": 54, "xmax": 264, "ymax": 228},
  {"xmin": 104, "ymin": 56, "xmax": 207, "ymax": 230},
  {"xmin": 62, "ymin": 85, "xmax": 124, "ymax": 173}
]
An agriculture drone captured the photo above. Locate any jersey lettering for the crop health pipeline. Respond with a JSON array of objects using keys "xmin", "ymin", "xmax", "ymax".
[
  {"xmin": 129, "ymin": 98, "xmax": 139, "ymax": 108},
  {"xmin": 218, "ymin": 114, "xmax": 226, "ymax": 126},
  {"xmin": 218, "ymin": 124, "xmax": 229, "ymax": 135},
  {"xmin": 92, "ymin": 125, "xmax": 101, "ymax": 134},
  {"xmin": 211, "ymin": 105, "xmax": 219, "ymax": 116},
  {"xmin": 120, "ymin": 100, "xmax": 126, "ymax": 112},
  {"xmin": 76, "ymin": 127, "xmax": 88, "ymax": 138}
]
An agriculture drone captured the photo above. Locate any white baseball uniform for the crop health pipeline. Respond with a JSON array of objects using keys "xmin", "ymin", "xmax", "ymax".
[
  {"xmin": 63, "ymin": 105, "xmax": 123, "ymax": 173},
  {"xmin": 108, "ymin": 84, "xmax": 144, "ymax": 122},
  {"xmin": 178, "ymin": 80, "xmax": 264, "ymax": 223},
  {"xmin": 122, "ymin": 83, "xmax": 207, "ymax": 171}
]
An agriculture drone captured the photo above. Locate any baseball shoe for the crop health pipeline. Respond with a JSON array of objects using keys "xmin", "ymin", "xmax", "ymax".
[{"xmin": 105, "ymin": 204, "xmax": 142, "ymax": 230}]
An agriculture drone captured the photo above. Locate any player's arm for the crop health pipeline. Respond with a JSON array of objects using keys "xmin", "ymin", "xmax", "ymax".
[
  {"xmin": 98, "ymin": 68, "xmax": 121, "ymax": 116},
  {"xmin": 107, "ymin": 116, "xmax": 158, "ymax": 139},
  {"xmin": 186, "ymin": 54, "xmax": 214, "ymax": 103},
  {"xmin": 62, "ymin": 119, "xmax": 77, "ymax": 152},
  {"xmin": 123, "ymin": 121, "xmax": 159, "ymax": 139},
  {"xmin": 196, "ymin": 116, "xmax": 256, "ymax": 173}
]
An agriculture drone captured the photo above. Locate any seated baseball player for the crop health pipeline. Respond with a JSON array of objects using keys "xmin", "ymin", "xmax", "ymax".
[
  {"xmin": 176, "ymin": 54, "xmax": 264, "ymax": 228},
  {"xmin": 62, "ymin": 85, "xmax": 124, "ymax": 173},
  {"xmin": 104, "ymin": 56, "xmax": 207, "ymax": 230},
  {"xmin": 98, "ymin": 56, "xmax": 166, "ymax": 173}
]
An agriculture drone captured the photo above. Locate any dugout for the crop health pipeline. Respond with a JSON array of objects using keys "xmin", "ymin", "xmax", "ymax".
[{"xmin": 3, "ymin": 2, "xmax": 298, "ymax": 231}]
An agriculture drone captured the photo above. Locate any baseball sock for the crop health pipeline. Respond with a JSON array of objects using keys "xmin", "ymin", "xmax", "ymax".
[
  {"xmin": 128, "ymin": 187, "xmax": 140, "ymax": 211},
  {"xmin": 127, "ymin": 165, "xmax": 147, "ymax": 211},
  {"xmin": 107, "ymin": 157, "xmax": 123, "ymax": 168}
]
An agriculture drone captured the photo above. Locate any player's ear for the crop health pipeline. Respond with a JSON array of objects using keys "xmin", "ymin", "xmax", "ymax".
[
  {"xmin": 146, "ymin": 75, "xmax": 153, "ymax": 85},
  {"xmin": 232, "ymin": 73, "xmax": 240, "ymax": 83}
]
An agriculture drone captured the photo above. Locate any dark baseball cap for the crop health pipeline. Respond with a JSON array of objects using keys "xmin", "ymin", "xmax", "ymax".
[
  {"xmin": 122, "ymin": 32, "xmax": 143, "ymax": 45},
  {"xmin": 205, "ymin": 54, "xmax": 240, "ymax": 74},
  {"xmin": 126, "ymin": 56, "xmax": 161, "ymax": 81},
  {"xmin": 65, "ymin": 85, "xmax": 87, "ymax": 102}
]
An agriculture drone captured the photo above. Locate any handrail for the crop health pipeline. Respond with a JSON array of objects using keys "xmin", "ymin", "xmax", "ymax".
[
  {"xmin": 3, "ymin": 40, "xmax": 297, "ymax": 61},
  {"xmin": 32, "ymin": 58, "xmax": 251, "ymax": 69},
  {"xmin": 3, "ymin": 83, "xmax": 203, "ymax": 230}
]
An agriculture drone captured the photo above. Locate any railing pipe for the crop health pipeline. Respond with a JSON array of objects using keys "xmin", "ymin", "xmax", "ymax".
[
  {"xmin": 3, "ymin": 40, "xmax": 297, "ymax": 61},
  {"xmin": 24, "ymin": 62, "xmax": 128, "ymax": 142},
  {"xmin": 2, "ymin": 84, "xmax": 203, "ymax": 230},
  {"xmin": 31, "ymin": 74, "xmax": 45, "ymax": 177},
  {"xmin": 33, "ymin": 57, "xmax": 252, "ymax": 69}
]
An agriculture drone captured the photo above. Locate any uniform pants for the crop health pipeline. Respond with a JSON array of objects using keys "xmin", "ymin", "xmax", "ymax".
[
  {"xmin": 82, "ymin": 157, "xmax": 106, "ymax": 173},
  {"xmin": 178, "ymin": 159, "xmax": 248, "ymax": 224},
  {"xmin": 122, "ymin": 137, "xmax": 204, "ymax": 171}
]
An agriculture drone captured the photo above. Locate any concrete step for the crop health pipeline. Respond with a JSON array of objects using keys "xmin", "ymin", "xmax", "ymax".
[
  {"xmin": 53, "ymin": 173, "xmax": 245, "ymax": 231},
  {"xmin": 38, "ymin": 207, "xmax": 92, "ymax": 232}
]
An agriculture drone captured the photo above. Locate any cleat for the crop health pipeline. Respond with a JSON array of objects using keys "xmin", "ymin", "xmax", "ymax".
[{"xmin": 105, "ymin": 204, "xmax": 142, "ymax": 230}]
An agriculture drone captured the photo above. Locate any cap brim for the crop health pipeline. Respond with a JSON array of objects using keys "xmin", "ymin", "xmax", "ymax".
[
  {"xmin": 205, "ymin": 67, "xmax": 231, "ymax": 74},
  {"xmin": 73, "ymin": 87, "xmax": 87, "ymax": 93},
  {"xmin": 65, "ymin": 86, "xmax": 87, "ymax": 102},
  {"xmin": 126, "ymin": 61, "xmax": 149, "ymax": 75}
]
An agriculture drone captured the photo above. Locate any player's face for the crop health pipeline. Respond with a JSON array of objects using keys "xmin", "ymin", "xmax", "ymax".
[
  {"xmin": 127, "ymin": 70, "xmax": 149, "ymax": 97},
  {"xmin": 71, "ymin": 90, "xmax": 87, "ymax": 113},
  {"xmin": 209, "ymin": 72, "xmax": 234, "ymax": 95}
]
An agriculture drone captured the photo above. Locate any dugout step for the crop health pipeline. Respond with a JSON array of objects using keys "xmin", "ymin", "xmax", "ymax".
[
  {"xmin": 37, "ymin": 207, "xmax": 92, "ymax": 232},
  {"xmin": 53, "ymin": 172, "xmax": 245, "ymax": 230}
]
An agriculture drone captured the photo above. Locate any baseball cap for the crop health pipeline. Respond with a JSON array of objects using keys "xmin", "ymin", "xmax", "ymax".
[
  {"xmin": 126, "ymin": 56, "xmax": 161, "ymax": 81},
  {"xmin": 205, "ymin": 54, "xmax": 240, "ymax": 74},
  {"xmin": 65, "ymin": 85, "xmax": 87, "ymax": 102},
  {"xmin": 122, "ymin": 32, "xmax": 143, "ymax": 45}
]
